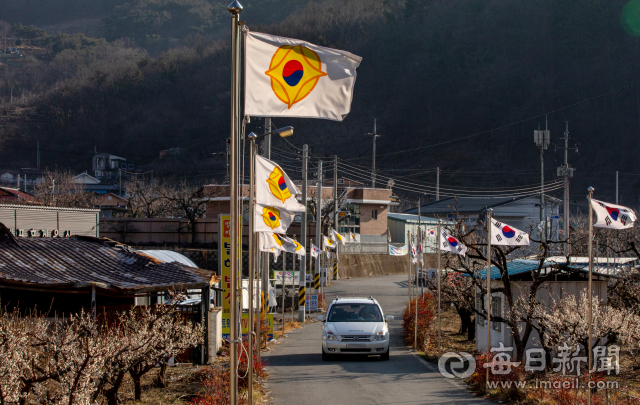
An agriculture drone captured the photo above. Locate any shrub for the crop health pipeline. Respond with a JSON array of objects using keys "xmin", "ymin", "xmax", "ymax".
[{"xmin": 402, "ymin": 293, "xmax": 436, "ymax": 352}]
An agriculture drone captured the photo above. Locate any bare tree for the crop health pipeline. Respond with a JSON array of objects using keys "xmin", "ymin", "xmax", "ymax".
[
  {"xmin": 125, "ymin": 180, "xmax": 172, "ymax": 218},
  {"xmin": 31, "ymin": 170, "xmax": 98, "ymax": 208},
  {"xmin": 161, "ymin": 181, "xmax": 221, "ymax": 244}
]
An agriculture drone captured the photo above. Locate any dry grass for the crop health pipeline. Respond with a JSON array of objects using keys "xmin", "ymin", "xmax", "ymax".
[{"xmin": 421, "ymin": 305, "xmax": 477, "ymax": 363}]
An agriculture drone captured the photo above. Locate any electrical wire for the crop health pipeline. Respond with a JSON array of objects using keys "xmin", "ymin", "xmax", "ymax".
[
  {"xmin": 338, "ymin": 161, "xmax": 562, "ymax": 193},
  {"xmin": 338, "ymin": 166, "xmax": 564, "ymax": 198}
]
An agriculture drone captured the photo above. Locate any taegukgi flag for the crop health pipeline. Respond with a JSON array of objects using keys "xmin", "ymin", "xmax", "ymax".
[
  {"xmin": 255, "ymin": 155, "xmax": 305, "ymax": 212},
  {"xmin": 310, "ymin": 243, "xmax": 322, "ymax": 258},
  {"xmin": 254, "ymin": 203, "xmax": 295, "ymax": 233},
  {"xmin": 440, "ymin": 230, "xmax": 467, "ymax": 256},
  {"xmin": 410, "ymin": 241, "xmax": 418, "ymax": 264},
  {"xmin": 244, "ymin": 32, "xmax": 362, "ymax": 121},
  {"xmin": 491, "ymin": 219, "xmax": 530, "ymax": 246},
  {"xmin": 590, "ymin": 198, "xmax": 637, "ymax": 229}
]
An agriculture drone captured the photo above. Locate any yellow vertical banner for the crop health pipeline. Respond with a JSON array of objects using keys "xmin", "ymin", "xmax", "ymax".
[{"xmin": 219, "ymin": 214, "xmax": 231, "ymax": 339}]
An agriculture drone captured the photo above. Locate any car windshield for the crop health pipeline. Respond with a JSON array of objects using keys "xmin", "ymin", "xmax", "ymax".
[{"xmin": 327, "ymin": 303, "xmax": 382, "ymax": 322}]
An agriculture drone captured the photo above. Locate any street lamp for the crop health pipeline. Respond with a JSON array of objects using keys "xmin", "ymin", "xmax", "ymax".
[
  {"xmin": 247, "ymin": 126, "xmax": 294, "ymax": 141},
  {"xmin": 245, "ymin": 125, "xmax": 293, "ymax": 405}
]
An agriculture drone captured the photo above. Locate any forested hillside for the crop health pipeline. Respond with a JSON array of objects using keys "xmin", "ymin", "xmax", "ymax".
[{"xmin": 2, "ymin": 0, "xmax": 640, "ymax": 204}]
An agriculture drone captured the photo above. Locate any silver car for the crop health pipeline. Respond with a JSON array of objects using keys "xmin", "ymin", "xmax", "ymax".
[{"xmin": 318, "ymin": 297, "xmax": 393, "ymax": 361}]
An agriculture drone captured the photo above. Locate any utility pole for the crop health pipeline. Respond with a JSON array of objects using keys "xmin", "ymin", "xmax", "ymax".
[
  {"xmin": 616, "ymin": 171, "xmax": 619, "ymax": 204},
  {"xmin": 37, "ymin": 141, "xmax": 40, "ymax": 171},
  {"xmin": 436, "ymin": 167, "xmax": 440, "ymax": 201},
  {"xmin": 119, "ymin": 169, "xmax": 122, "ymax": 197},
  {"xmin": 315, "ymin": 160, "xmax": 322, "ymax": 293},
  {"xmin": 299, "ymin": 145, "xmax": 308, "ymax": 322},
  {"xmin": 366, "ymin": 119, "xmax": 382, "ymax": 188},
  {"xmin": 556, "ymin": 121, "xmax": 576, "ymax": 255},
  {"xmin": 264, "ymin": 118, "xmax": 272, "ymax": 159},
  {"xmin": 534, "ymin": 121, "xmax": 550, "ymax": 242},
  {"xmin": 225, "ymin": 138, "xmax": 231, "ymax": 184}
]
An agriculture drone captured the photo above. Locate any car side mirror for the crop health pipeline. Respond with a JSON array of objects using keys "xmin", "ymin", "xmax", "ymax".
[
  {"xmin": 317, "ymin": 315, "xmax": 325, "ymax": 322},
  {"xmin": 386, "ymin": 315, "xmax": 394, "ymax": 322}
]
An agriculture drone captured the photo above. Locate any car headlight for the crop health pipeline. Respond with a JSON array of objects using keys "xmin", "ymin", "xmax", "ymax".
[
  {"xmin": 374, "ymin": 331, "xmax": 386, "ymax": 341},
  {"xmin": 326, "ymin": 331, "xmax": 338, "ymax": 341}
]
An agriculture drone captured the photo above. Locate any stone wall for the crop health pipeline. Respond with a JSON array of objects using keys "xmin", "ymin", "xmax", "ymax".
[{"xmin": 336, "ymin": 253, "xmax": 437, "ymax": 279}]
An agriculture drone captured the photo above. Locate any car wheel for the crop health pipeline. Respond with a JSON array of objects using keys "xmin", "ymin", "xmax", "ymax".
[
  {"xmin": 322, "ymin": 350, "xmax": 330, "ymax": 361},
  {"xmin": 380, "ymin": 350, "xmax": 390, "ymax": 361}
]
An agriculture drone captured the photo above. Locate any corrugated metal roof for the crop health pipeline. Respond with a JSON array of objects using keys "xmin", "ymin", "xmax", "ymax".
[
  {"xmin": 388, "ymin": 213, "xmax": 451, "ymax": 224},
  {"xmin": 475, "ymin": 259, "xmax": 620, "ymax": 280},
  {"xmin": 140, "ymin": 250, "xmax": 198, "ymax": 267},
  {"xmin": 0, "ymin": 224, "xmax": 214, "ymax": 292}
]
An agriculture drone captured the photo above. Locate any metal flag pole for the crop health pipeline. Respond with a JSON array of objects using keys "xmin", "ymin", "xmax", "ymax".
[
  {"xmin": 587, "ymin": 187, "xmax": 594, "ymax": 405},
  {"xmin": 437, "ymin": 220, "xmax": 442, "ymax": 353},
  {"xmin": 292, "ymin": 237, "xmax": 296, "ymax": 324},
  {"xmin": 247, "ymin": 136, "xmax": 256, "ymax": 404},
  {"xmin": 299, "ymin": 145, "xmax": 308, "ymax": 322},
  {"xmin": 414, "ymin": 224, "xmax": 419, "ymax": 350},
  {"xmin": 282, "ymin": 252, "xmax": 286, "ymax": 334},
  {"xmin": 486, "ymin": 209, "xmax": 493, "ymax": 386},
  {"xmin": 227, "ymin": 2, "xmax": 242, "ymax": 404},
  {"xmin": 407, "ymin": 230, "xmax": 411, "ymax": 303},
  {"xmin": 256, "ymin": 237, "xmax": 261, "ymax": 360}
]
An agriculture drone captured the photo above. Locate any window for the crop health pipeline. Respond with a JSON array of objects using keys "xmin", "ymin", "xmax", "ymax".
[
  {"xmin": 327, "ymin": 303, "xmax": 381, "ymax": 322},
  {"xmin": 338, "ymin": 178, "xmax": 344, "ymax": 185},
  {"xmin": 128, "ymin": 164, "xmax": 134, "ymax": 169},
  {"xmin": 121, "ymin": 163, "xmax": 127, "ymax": 169},
  {"xmin": 491, "ymin": 296, "xmax": 502, "ymax": 331},
  {"xmin": 372, "ymin": 210, "xmax": 378, "ymax": 220},
  {"xmin": 475, "ymin": 293, "xmax": 485, "ymax": 326}
]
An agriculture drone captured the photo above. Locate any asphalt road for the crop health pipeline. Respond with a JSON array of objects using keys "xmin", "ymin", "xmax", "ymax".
[{"xmin": 263, "ymin": 274, "xmax": 491, "ymax": 405}]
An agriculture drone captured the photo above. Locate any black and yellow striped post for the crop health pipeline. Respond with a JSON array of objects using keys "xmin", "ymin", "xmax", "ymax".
[
  {"xmin": 314, "ymin": 272, "xmax": 320, "ymax": 290},
  {"xmin": 298, "ymin": 286, "xmax": 306, "ymax": 310},
  {"xmin": 333, "ymin": 257, "xmax": 338, "ymax": 280}
]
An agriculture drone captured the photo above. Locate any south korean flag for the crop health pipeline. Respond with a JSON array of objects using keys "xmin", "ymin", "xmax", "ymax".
[
  {"xmin": 591, "ymin": 198, "xmax": 637, "ymax": 230},
  {"xmin": 491, "ymin": 219, "xmax": 530, "ymax": 246},
  {"xmin": 440, "ymin": 230, "xmax": 467, "ymax": 256}
]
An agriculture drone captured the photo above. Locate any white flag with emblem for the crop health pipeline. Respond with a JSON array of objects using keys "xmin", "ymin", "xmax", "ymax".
[
  {"xmin": 591, "ymin": 198, "xmax": 637, "ymax": 229},
  {"xmin": 255, "ymin": 155, "xmax": 305, "ymax": 212},
  {"xmin": 259, "ymin": 232, "xmax": 297, "ymax": 254},
  {"xmin": 323, "ymin": 235, "xmax": 336, "ymax": 250},
  {"xmin": 244, "ymin": 32, "xmax": 362, "ymax": 121},
  {"xmin": 348, "ymin": 232, "xmax": 360, "ymax": 243},
  {"xmin": 491, "ymin": 219, "xmax": 530, "ymax": 246},
  {"xmin": 254, "ymin": 203, "xmax": 295, "ymax": 233},
  {"xmin": 331, "ymin": 229, "xmax": 346, "ymax": 245},
  {"xmin": 440, "ymin": 230, "xmax": 467, "ymax": 256}
]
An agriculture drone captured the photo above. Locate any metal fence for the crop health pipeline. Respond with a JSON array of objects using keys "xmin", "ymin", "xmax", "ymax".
[{"xmin": 338, "ymin": 243, "xmax": 391, "ymax": 254}]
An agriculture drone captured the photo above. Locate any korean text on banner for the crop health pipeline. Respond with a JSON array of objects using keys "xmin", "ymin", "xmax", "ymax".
[
  {"xmin": 244, "ymin": 31, "xmax": 362, "ymax": 121},
  {"xmin": 219, "ymin": 214, "xmax": 231, "ymax": 338}
]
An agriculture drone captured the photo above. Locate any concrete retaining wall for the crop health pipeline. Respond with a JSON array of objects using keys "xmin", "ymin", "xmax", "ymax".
[{"xmin": 337, "ymin": 253, "xmax": 437, "ymax": 279}]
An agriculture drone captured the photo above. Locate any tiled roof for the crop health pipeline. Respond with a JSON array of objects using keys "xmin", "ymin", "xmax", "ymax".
[{"xmin": 0, "ymin": 223, "xmax": 216, "ymax": 293}]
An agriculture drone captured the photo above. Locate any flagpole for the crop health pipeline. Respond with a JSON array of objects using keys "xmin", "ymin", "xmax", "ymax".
[
  {"xmin": 486, "ymin": 209, "xmax": 492, "ymax": 387},
  {"xmin": 587, "ymin": 187, "xmax": 594, "ymax": 405},
  {"xmin": 227, "ymin": 2, "xmax": 242, "ymax": 404},
  {"xmin": 247, "ymin": 136, "xmax": 256, "ymax": 404},
  {"xmin": 407, "ymin": 230, "xmax": 411, "ymax": 304},
  {"xmin": 437, "ymin": 220, "xmax": 442, "ymax": 354},
  {"xmin": 414, "ymin": 224, "xmax": 419, "ymax": 350}
]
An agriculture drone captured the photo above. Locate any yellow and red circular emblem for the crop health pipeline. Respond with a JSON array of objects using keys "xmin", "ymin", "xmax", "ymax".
[
  {"xmin": 262, "ymin": 206, "xmax": 281, "ymax": 230},
  {"xmin": 264, "ymin": 45, "xmax": 327, "ymax": 109}
]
